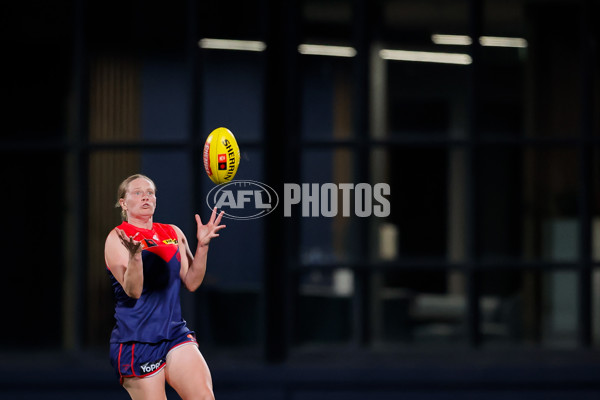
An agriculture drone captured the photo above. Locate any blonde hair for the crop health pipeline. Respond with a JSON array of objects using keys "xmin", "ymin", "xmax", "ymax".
[{"xmin": 115, "ymin": 174, "xmax": 156, "ymax": 221}]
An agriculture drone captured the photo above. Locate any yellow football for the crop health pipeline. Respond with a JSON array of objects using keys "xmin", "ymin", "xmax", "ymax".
[{"xmin": 203, "ymin": 127, "xmax": 241, "ymax": 185}]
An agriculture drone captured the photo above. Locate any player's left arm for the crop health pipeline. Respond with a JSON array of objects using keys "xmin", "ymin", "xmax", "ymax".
[{"xmin": 172, "ymin": 208, "xmax": 225, "ymax": 292}]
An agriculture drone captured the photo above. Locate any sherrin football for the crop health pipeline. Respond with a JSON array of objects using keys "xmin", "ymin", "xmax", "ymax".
[{"xmin": 203, "ymin": 127, "xmax": 241, "ymax": 185}]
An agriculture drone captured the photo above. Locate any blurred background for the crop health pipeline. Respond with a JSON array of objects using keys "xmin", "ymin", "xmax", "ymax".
[{"xmin": 2, "ymin": 0, "xmax": 600, "ymax": 398}]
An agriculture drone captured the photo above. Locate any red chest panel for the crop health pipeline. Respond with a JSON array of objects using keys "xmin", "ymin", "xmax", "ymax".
[{"xmin": 117, "ymin": 222, "xmax": 179, "ymax": 262}]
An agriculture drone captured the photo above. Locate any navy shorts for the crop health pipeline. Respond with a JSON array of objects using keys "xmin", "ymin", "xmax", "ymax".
[{"xmin": 110, "ymin": 331, "xmax": 197, "ymax": 384}]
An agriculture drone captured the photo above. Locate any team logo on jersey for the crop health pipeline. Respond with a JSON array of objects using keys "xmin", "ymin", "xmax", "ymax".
[{"xmin": 142, "ymin": 239, "xmax": 158, "ymax": 248}]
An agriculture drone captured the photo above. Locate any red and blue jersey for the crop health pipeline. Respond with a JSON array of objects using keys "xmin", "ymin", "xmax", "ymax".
[{"xmin": 107, "ymin": 222, "xmax": 190, "ymax": 344}]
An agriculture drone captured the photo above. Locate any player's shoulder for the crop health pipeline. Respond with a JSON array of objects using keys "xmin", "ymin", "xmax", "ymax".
[
  {"xmin": 163, "ymin": 223, "xmax": 186, "ymax": 243},
  {"xmin": 104, "ymin": 226, "xmax": 123, "ymax": 251},
  {"xmin": 167, "ymin": 223, "xmax": 184, "ymax": 236},
  {"xmin": 153, "ymin": 222, "xmax": 177, "ymax": 232}
]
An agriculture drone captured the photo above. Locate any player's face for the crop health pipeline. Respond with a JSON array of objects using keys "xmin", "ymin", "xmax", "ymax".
[{"xmin": 123, "ymin": 178, "xmax": 156, "ymax": 219}]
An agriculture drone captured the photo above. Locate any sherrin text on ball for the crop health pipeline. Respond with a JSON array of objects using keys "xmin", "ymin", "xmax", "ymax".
[{"xmin": 203, "ymin": 127, "xmax": 241, "ymax": 185}]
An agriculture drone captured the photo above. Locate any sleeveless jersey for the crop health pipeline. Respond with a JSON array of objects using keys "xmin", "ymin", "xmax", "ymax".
[{"xmin": 107, "ymin": 222, "xmax": 189, "ymax": 343}]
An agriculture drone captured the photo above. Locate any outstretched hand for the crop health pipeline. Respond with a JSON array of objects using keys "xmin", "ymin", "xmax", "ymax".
[
  {"xmin": 115, "ymin": 228, "xmax": 142, "ymax": 257},
  {"xmin": 196, "ymin": 207, "xmax": 226, "ymax": 247}
]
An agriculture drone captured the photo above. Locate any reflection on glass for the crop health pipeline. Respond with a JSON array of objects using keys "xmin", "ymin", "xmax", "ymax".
[
  {"xmin": 294, "ymin": 270, "xmax": 354, "ymax": 345},
  {"xmin": 300, "ymin": 149, "xmax": 357, "ymax": 265},
  {"xmin": 372, "ymin": 270, "xmax": 467, "ymax": 346},
  {"xmin": 202, "ymin": 51, "xmax": 264, "ymax": 141},
  {"xmin": 542, "ymin": 270, "xmax": 578, "ymax": 348},
  {"xmin": 301, "ymin": 56, "xmax": 354, "ymax": 140},
  {"xmin": 523, "ymin": 148, "xmax": 579, "ymax": 261},
  {"xmin": 593, "ymin": 269, "xmax": 600, "ymax": 346}
]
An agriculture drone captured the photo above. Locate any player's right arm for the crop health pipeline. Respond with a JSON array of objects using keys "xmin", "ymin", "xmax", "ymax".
[{"xmin": 104, "ymin": 228, "xmax": 144, "ymax": 299}]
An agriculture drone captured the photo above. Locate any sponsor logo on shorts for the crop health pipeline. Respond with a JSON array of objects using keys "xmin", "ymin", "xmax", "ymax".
[{"xmin": 140, "ymin": 359, "xmax": 163, "ymax": 374}]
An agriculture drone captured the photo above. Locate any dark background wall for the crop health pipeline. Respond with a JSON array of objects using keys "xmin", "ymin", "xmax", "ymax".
[{"xmin": 1, "ymin": 0, "xmax": 600, "ymax": 398}]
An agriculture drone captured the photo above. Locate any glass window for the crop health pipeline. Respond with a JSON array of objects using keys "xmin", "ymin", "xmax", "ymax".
[
  {"xmin": 541, "ymin": 269, "xmax": 579, "ymax": 348},
  {"xmin": 590, "ymin": 148, "xmax": 600, "ymax": 347},
  {"xmin": 299, "ymin": 149, "xmax": 359, "ymax": 264},
  {"xmin": 371, "ymin": 147, "xmax": 448, "ymax": 261},
  {"xmin": 199, "ymin": 149, "xmax": 264, "ymax": 348},
  {"xmin": 293, "ymin": 269, "xmax": 354, "ymax": 346},
  {"xmin": 479, "ymin": 269, "xmax": 532, "ymax": 347},
  {"xmin": 3, "ymin": 2, "xmax": 72, "ymax": 140},
  {"xmin": 0, "ymin": 151, "xmax": 65, "ymax": 347},
  {"xmin": 591, "ymin": 147, "xmax": 600, "ymax": 264},
  {"xmin": 513, "ymin": 0, "xmax": 583, "ymax": 139},
  {"xmin": 370, "ymin": 144, "xmax": 461, "ymax": 347},
  {"xmin": 373, "ymin": 269, "xmax": 467, "ymax": 347},
  {"xmin": 141, "ymin": 58, "xmax": 191, "ymax": 141},
  {"xmin": 197, "ymin": 37, "xmax": 266, "ymax": 349},
  {"xmin": 385, "ymin": 61, "xmax": 469, "ymax": 139},
  {"xmin": 380, "ymin": 0, "xmax": 470, "ymax": 140},
  {"xmin": 481, "ymin": 0, "xmax": 528, "ymax": 139},
  {"xmin": 522, "ymin": 147, "xmax": 580, "ymax": 262},
  {"xmin": 202, "ymin": 51, "xmax": 265, "ymax": 141},
  {"xmin": 477, "ymin": 146, "xmax": 523, "ymax": 261},
  {"xmin": 593, "ymin": 269, "xmax": 600, "ymax": 347},
  {"xmin": 202, "ymin": 147, "xmax": 264, "ymax": 287},
  {"xmin": 301, "ymin": 55, "xmax": 354, "ymax": 141}
]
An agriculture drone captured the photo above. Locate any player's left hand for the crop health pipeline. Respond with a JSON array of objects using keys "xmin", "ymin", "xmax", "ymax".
[{"xmin": 196, "ymin": 207, "xmax": 226, "ymax": 247}]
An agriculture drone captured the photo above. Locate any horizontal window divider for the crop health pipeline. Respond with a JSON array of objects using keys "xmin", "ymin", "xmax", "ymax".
[
  {"xmin": 0, "ymin": 139, "xmax": 266, "ymax": 152},
  {"xmin": 85, "ymin": 139, "xmax": 264, "ymax": 151},
  {"xmin": 2, "ymin": 137, "xmax": 599, "ymax": 153},
  {"xmin": 370, "ymin": 137, "xmax": 597, "ymax": 147},
  {"xmin": 292, "ymin": 260, "xmax": 598, "ymax": 271},
  {"xmin": 297, "ymin": 139, "xmax": 359, "ymax": 148},
  {"xmin": 85, "ymin": 141, "xmax": 188, "ymax": 150},
  {"xmin": 298, "ymin": 137, "xmax": 600, "ymax": 148},
  {"xmin": 0, "ymin": 140, "xmax": 68, "ymax": 152}
]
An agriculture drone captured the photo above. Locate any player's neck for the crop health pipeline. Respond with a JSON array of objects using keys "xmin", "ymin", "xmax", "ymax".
[{"xmin": 127, "ymin": 215, "xmax": 153, "ymax": 230}]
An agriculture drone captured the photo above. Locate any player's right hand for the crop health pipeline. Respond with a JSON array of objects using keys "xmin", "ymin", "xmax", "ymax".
[{"xmin": 115, "ymin": 228, "xmax": 143, "ymax": 258}]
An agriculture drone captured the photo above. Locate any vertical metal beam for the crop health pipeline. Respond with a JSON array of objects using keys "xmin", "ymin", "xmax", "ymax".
[
  {"xmin": 577, "ymin": 0, "xmax": 594, "ymax": 348},
  {"xmin": 465, "ymin": 0, "xmax": 483, "ymax": 348},
  {"xmin": 353, "ymin": 0, "xmax": 373, "ymax": 347},
  {"xmin": 263, "ymin": 0, "xmax": 300, "ymax": 363},
  {"xmin": 63, "ymin": 0, "xmax": 88, "ymax": 352},
  {"xmin": 183, "ymin": 0, "xmax": 202, "ymax": 338}
]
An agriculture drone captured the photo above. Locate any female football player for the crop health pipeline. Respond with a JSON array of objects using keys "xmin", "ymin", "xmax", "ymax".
[{"xmin": 104, "ymin": 173, "xmax": 225, "ymax": 400}]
